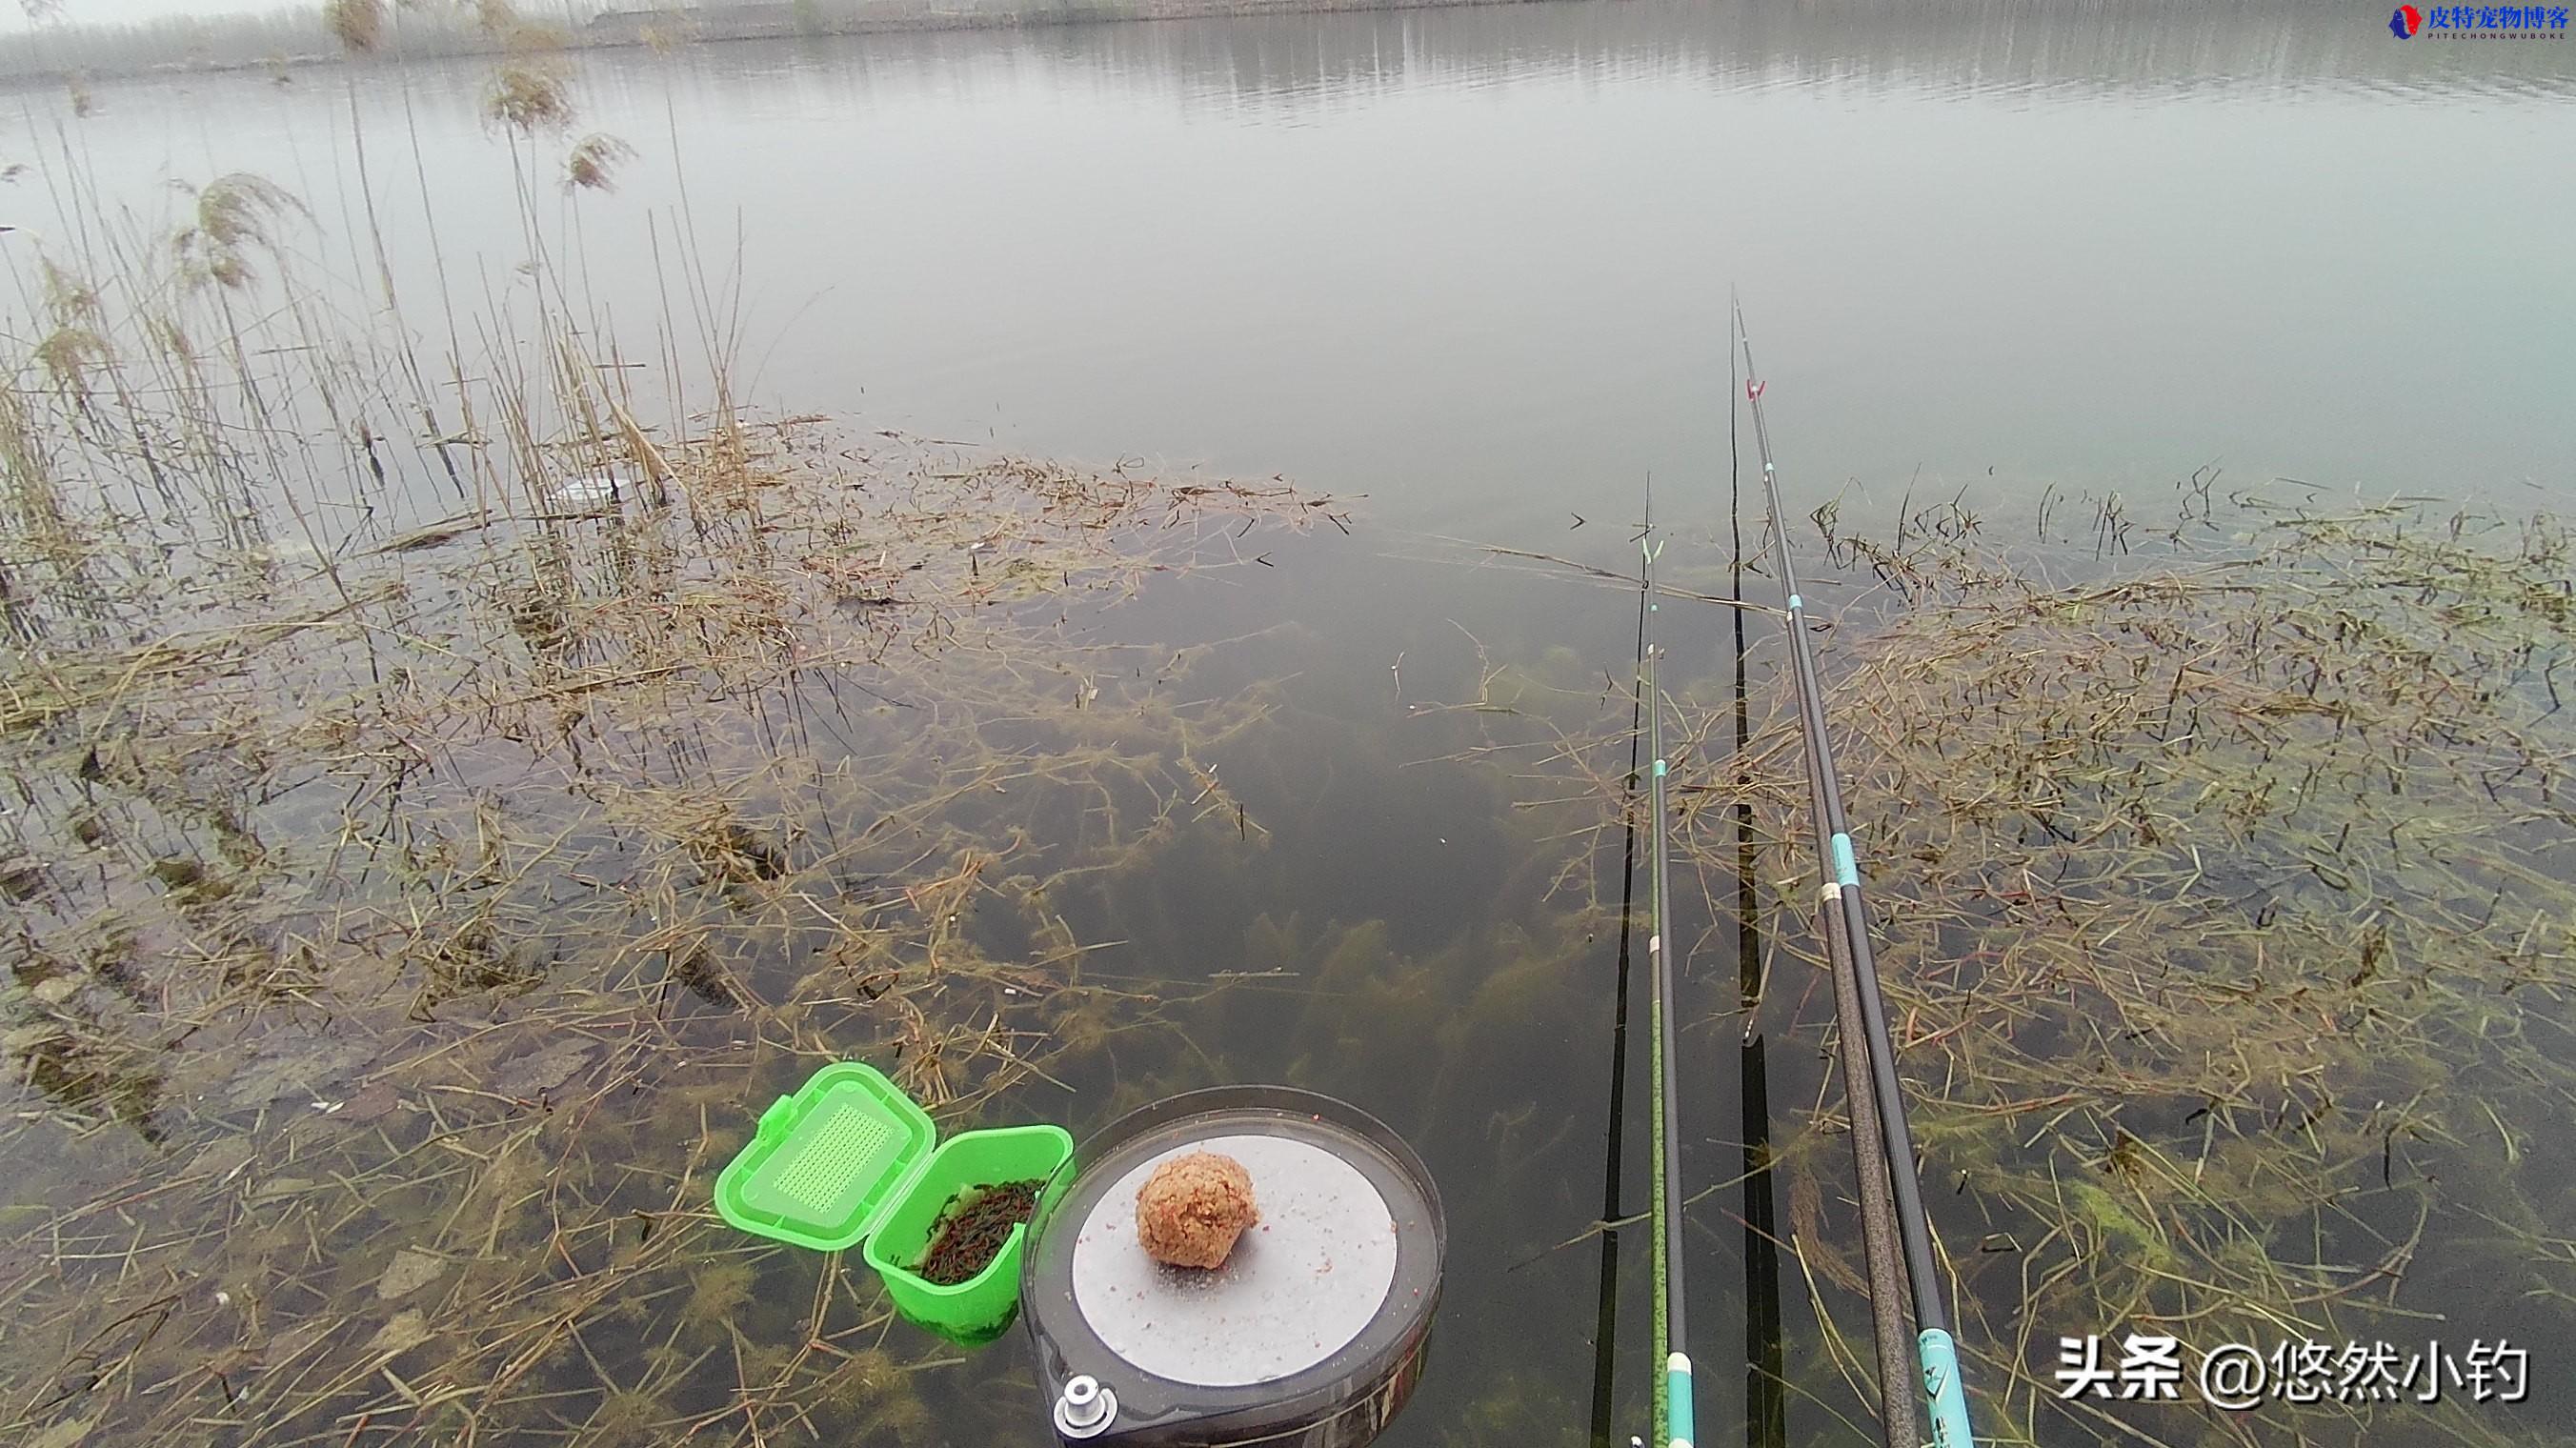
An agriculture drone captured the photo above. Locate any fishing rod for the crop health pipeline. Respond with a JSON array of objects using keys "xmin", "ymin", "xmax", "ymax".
[
  {"xmin": 1639, "ymin": 488, "xmax": 1695, "ymax": 1448},
  {"xmin": 1732, "ymin": 299, "xmax": 1977, "ymax": 1448},
  {"xmin": 1728, "ymin": 302, "xmax": 1917, "ymax": 1448},
  {"xmin": 1586, "ymin": 574, "xmax": 1647, "ymax": 1448},
  {"xmin": 1728, "ymin": 328, "xmax": 1787, "ymax": 1448}
]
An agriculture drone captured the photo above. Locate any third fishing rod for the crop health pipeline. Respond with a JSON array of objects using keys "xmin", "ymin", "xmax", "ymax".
[
  {"xmin": 1640, "ymin": 487, "xmax": 1696, "ymax": 1448},
  {"xmin": 1733, "ymin": 299, "xmax": 1976, "ymax": 1448}
]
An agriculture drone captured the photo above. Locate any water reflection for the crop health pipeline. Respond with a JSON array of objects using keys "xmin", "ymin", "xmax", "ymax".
[{"xmin": 604, "ymin": 0, "xmax": 2576, "ymax": 114}]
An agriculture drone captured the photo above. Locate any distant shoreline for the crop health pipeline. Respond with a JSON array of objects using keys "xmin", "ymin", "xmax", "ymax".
[
  {"xmin": 585, "ymin": 0, "xmax": 1539, "ymax": 49},
  {"xmin": 0, "ymin": 0, "xmax": 1544, "ymax": 91}
]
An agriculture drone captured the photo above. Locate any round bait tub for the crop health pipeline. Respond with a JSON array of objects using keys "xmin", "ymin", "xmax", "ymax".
[{"xmin": 1020, "ymin": 1087, "xmax": 1443, "ymax": 1447}]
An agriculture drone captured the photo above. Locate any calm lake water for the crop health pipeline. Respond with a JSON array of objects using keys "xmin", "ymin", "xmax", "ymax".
[
  {"xmin": 12, "ymin": 0, "xmax": 2575, "ymax": 539},
  {"xmin": 6, "ymin": 2, "xmax": 2573, "ymax": 1444}
]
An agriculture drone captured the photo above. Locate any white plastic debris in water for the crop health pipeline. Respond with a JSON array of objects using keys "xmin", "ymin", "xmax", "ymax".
[
  {"xmin": 232, "ymin": 540, "xmax": 321, "ymax": 569},
  {"xmin": 550, "ymin": 465, "xmax": 642, "ymax": 507}
]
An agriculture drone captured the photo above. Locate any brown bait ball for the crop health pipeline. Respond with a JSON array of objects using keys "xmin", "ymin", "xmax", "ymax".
[{"xmin": 1136, "ymin": 1150, "xmax": 1259, "ymax": 1269}]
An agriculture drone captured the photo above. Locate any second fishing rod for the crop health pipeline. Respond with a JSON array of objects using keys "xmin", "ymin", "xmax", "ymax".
[
  {"xmin": 1733, "ymin": 300, "xmax": 1976, "ymax": 1448},
  {"xmin": 1639, "ymin": 490, "xmax": 1695, "ymax": 1448}
]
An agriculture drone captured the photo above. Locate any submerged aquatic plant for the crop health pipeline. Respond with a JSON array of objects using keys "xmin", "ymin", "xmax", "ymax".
[
  {"xmin": 1440, "ymin": 492, "xmax": 2576, "ymax": 1446},
  {"xmin": 0, "ymin": 351, "xmax": 1342, "ymax": 1444},
  {"xmin": 1794, "ymin": 504, "xmax": 2576, "ymax": 1424}
]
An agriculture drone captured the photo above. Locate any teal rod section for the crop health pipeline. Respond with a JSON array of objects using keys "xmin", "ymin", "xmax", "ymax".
[
  {"xmin": 1665, "ymin": 1353, "xmax": 1696, "ymax": 1448},
  {"xmin": 1918, "ymin": 1331, "xmax": 1973, "ymax": 1448}
]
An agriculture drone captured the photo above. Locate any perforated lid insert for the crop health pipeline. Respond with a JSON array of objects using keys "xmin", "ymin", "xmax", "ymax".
[{"xmin": 741, "ymin": 1082, "xmax": 911, "ymax": 1235}]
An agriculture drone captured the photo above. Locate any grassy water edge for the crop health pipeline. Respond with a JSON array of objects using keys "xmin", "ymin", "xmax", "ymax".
[{"xmin": 1, "ymin": 408, "xmax": 1358, "ymax": 1442}]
